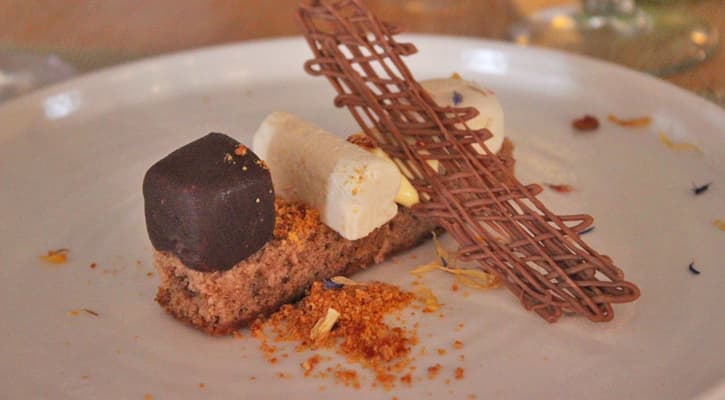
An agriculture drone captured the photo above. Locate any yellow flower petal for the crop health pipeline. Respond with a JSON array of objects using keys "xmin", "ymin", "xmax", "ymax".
[{"xmin": 658, "ymin": 132, "xmax": 703, "ymax": 153}]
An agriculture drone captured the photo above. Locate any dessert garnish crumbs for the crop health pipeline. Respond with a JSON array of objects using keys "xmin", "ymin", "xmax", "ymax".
[
  {"xmin": 455, "ymin": 367, "xmax": 464, "ymax": 380},
  {"xmin": 453, "ymin": 340, "xmax": 463, "ymax": 349},
  {"xmin": 450, "ymin": 72, "xmax": 462, "ymax": 80},
  {"xmin": 607, "ymin": 114, "xmax": 652, "ymax": 128},
  {"xmin": 144, "ymin": 394, "xmax": 153, "ymax": 400},
  {"xmin": 692, "ymin": 182, "xmax": 711, "ymax": 195},
  {"xmin": 545, "ymin": 183, "xmax": 573, "ymax": 193},
  {"xmin": 714, "ymin": 219, "xmax": 725, "ymax": 231},
  {"xmin": 572, "ymin": 115, "xmax": 599, "ymax": 131},
  {"xmin": 89, "ymin": 262, "xmax": 97, "ymax": 269},
  {"xmin": 310, "ymin": 308, "xmax": 340, "ymax": 342},
  {"xmin": 688, "ymin": 261, "xmax": 701, "ymax": 275},
  {"xmin": 658, "ymin": 132, "xmax": 703, "ymax": 153},
  {"xmin": 198, "ymin": 383, "xmax": 205, "ymax": 389},
  {"xmin": 40, "ymin": 248, "xmax": 69, "ymax": 264},
  {"xmin": 452, "ymin": 91, "xmax": 463, "ymax": 105},
  {"xmin": 252, "ymin": 281, "xmax": 417, "ymax": 389},
  {"xmin": 580, "ymin": 226, "xmax": 595, "ymax": 235}
]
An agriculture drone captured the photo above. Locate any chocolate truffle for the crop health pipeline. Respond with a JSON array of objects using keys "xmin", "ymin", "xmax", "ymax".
[{"xmin": 143, "ymin": 133, "xmax": 275, "ymax": 272}]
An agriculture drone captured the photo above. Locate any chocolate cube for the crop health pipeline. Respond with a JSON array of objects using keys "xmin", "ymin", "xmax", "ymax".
[{"xmin": 143, "ymin": 133, "xmax": 275, "ymax": 272}]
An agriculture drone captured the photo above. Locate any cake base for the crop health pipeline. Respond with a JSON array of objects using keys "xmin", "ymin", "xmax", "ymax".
[{"xmin": 155, "ymin": 201, "xmax": 437, "ymax": 335}]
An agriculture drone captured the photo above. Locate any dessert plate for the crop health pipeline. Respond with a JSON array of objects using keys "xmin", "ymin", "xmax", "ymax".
[{"xmin": 1, "ymin": 36, "xmax": 723, "ymax": 400}]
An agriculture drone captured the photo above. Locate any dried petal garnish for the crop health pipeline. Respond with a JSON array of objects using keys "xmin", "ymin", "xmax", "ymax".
[
  {"xmin": 572, "ymin": 115, "xmax": 599, "ymax": 131},
  {"xmin": 310, "ymin": 307, "xmax": 340, "ymax": 342},
  {"xmin": 692, "ymin": 183, "xmax": 711, "ymax": 195},
  {"xmin": 415, "ymin": 287, "xmax": 441, "ymax": 312},
  {"xmin": 322, "ymin": 278, "xmax": 344, "ymax": 290},
  {"xmin": 580, "ymin": 226, "xmax": 595, "ymax": 235},
  {"xmin": 545, "ymin": 183, "xmax": 573, "ymax": 193},
  {"xmin": 452, "ymin": 91, "xmax": 463, "ymax": 105},
  {"xmin": 438, "ymin": 266, "xmax": 498, "ymax": 289},
  {"xmin": 329, "ymin": 276, "xmax": 368, "ymax": 286},
  {"xmin": 40, "ymin": 248, "xmax": 69, "ymax": 264},
  {"xmin": 607, "ymin": 114, "xmax": 652, "ymax": 127},
  {"xmin": 688, "ymin": 261, "xmax": 701, "ymax": 275},
  {"xmin": 658, "ymin": 132, "xmax": 703, "ymax": 153},
  {"xmin": 714, "ymin": 219, "xmax": 725, "ymax": 231},
  {"xmin": 82, "ymin": 308, "xmax": 99, "ymax": 317}
]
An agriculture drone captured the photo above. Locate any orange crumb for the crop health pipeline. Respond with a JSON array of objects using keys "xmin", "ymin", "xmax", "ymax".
[
  {"xmin": 455, "ymin": 367, "xmax": 464, "ymax": 380},
  {"xmin": 437, "ymin": 348, "xmax": 446, "ymax": 355},
  {"xmin": 249, "ymin": 376, "xmax": 256, "ymax": 381},
  {"xmin": 234, "ymin": 144, "xmax": 248, "ymax": 156},
  {"xmin": 269, "ymin": 357, "xmax": 278, "ymax": 364},
  {"xmin": 80, "ymin": 375, "xmax": 89, "ymax": 380},
  {"xmin": 89, "ymin": 263, "xmax": 97, "ymax": 269},
  {"xmin": 232, "ymin": 331, "xmax": 243, "ymax": 339},
  {"xmin": 454, "ymin": 340, "xmax": 463, "ymax": 349},
  {"xmin": 334, "ymin": 369, "xmax": 360, "ymax": 389},
  {"xmin": 451, "ymin": 283, "xmax": 459, "ymax": 292},
  {"xmin": 301, "ymin": 355, "xmax": 322, "ymax": 376},
  {"xmin": 445, "ymin": 378, "xmax": 451, "ymax": 385},
  {"xmin": 144, "ymin": 394, "xmax": 153, "ymax": 400},
  {"xmin": 427, "ymin": 363, "xmax": 442, "ymax": 379},
  {"xmin": 198, "ymin": 383, "xmax": 205, "ymax": 389},
  {"xmin": 400, "ymin": 373, "xmax": 412, "ymax": 386},
  {"xmin": 468, "ymin": 394, "xmax": 477, "ymax": 399},
  {"xmin": 40, "ymin": 248, "xmax": 69, "ymax": 264},
  {"xmin": 146, "ymin": 272, "xmax": 154, "ymax": 277},
  {"xmin": 459, "ymin": 354, "xmax": 465, "ymax": 361}
]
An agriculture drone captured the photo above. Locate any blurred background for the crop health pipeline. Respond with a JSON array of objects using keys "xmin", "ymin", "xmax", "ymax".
[{"xmin": 0, "ymin": 0, "xmax": 722, "ymax": 105}]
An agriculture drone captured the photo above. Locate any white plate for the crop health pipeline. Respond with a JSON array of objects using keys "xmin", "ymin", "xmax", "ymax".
[{"xmin": 1, "ymin": 36, "xmax": 723, "ymax": 400}]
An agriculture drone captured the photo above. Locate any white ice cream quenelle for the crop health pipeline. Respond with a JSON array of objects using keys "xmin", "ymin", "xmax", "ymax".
[
  {"xmin": 252, "ymin": 112, "xmax": 401, "ymax": 241},
  {"xmin": 421, "ymin": 76, "xmax": 505, "ymax": 154}
]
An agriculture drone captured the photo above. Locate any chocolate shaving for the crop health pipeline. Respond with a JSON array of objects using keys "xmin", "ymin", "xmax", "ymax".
[{"xmin": 297, "ymin": 0, "xmax": 639, "ymax": 322}]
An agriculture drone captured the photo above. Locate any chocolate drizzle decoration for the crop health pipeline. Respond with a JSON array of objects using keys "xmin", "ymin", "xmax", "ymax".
[{"xmin": 297, "ymin": 0, "xmax": 639, "ymax": 322}]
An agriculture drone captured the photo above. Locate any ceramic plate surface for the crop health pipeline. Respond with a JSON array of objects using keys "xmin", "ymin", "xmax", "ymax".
[{"xmin": 1, "ymin": 36, "xmax": 723, "ymax": 399}]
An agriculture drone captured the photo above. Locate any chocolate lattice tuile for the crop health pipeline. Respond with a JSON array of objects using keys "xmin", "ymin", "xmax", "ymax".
[{"xmin": 297, "ymin": 0, "xmax": 640, "ymax": 322}]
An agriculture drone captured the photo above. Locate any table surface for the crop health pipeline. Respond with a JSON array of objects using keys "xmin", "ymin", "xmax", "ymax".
[{"xmin": 0, "ymin": 0, "xmax": 722, "ymax": 105}]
